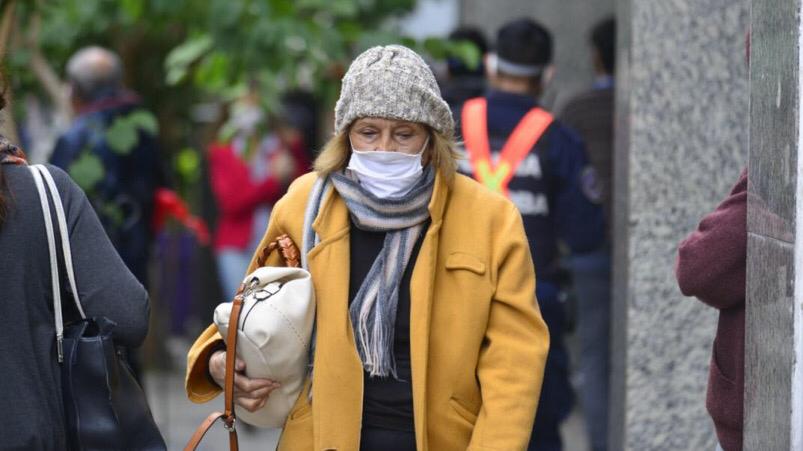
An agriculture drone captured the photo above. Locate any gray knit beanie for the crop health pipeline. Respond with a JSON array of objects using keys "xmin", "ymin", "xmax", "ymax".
[{"xmin": 334, "ymin": 45, "xmax": 454, "ymax": 137}]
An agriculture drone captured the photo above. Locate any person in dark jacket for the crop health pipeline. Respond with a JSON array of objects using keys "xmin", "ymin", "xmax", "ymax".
[
  {"xmin": 441, "ymin": 26, "xmax": 489, "ymax": 115},
  {"xmin": 558, "ymin": 17, "xmax": 616, "ymax": 451},
  {"xmin": 0, "ymin": 91, "xmax": 150, "ymax": 448},
  {"xmin": 457, "ymin": 19, "xmax": 606, "ymax": 451},
  {"xmin": 676, "ymin": 168, "xmax": 747, "ymax": 451},
  {"xmin": 50, "ymin": 46, "xmax": 164, "ymax": 287}
]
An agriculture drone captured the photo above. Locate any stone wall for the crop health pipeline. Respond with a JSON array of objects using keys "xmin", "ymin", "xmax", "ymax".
[
  {"xmin": 745, "ymin": 0, "xmax": 802, "ymax": 448},
  {"xmin": 612, "ymin": 0, "xmax": 749, "ymax": 449}
]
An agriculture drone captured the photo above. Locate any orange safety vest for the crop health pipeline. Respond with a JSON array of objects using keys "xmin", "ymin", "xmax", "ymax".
[{"xmin": 461, "ymin": 97, "xmax": 554, "ymax": 197}]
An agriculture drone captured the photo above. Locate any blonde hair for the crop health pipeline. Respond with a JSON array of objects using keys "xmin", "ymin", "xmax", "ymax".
[{"xmin": 313, "ymin": 126, "xmax": 460, "ymax": 184}]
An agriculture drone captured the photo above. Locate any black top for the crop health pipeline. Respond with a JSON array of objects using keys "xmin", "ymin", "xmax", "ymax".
[
  {"xmin": 0, "ymin": 164, "xmax": 149, "ymax": 449},
  {"xmin": 349, "ymin": 219, "xmax": 428, "ymax": 433}
]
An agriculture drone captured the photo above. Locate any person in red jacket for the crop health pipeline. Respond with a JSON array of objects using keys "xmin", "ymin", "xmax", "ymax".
[
  {"xmin": 675, "ymin": 168, "xmax": 747, "ymax": 451},
  {"xmin": 210, "ymin": 96, "xmax": 310, "ymax": 298}
]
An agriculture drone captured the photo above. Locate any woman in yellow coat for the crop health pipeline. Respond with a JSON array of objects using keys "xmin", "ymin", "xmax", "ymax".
[{"xmin": 186, "ymin": 45, "xmax": 549, "ymax": 451}]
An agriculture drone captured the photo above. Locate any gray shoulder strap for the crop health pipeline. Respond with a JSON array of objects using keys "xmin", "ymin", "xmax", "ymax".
[{"xmin": 34, "ymin": 165, "xmax": 85, "ymax": 319}]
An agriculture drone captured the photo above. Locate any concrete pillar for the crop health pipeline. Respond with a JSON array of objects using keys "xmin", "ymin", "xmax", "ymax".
[
  {"xmin": 745, "ymin": 0, "xmax": 803, "ymax": 449},
  {"xmin": 612, "ymin": 0, "xmax": 749, "ymax": 449},
  {"xmin": 459, "ymin": 0, "xmax": 614, "ymax": 110}
]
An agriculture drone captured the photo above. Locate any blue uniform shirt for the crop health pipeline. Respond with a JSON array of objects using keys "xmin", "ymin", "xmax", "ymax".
[{"xmin": 458, "ymin": 90, "xmax": 605, "ymax": 296}]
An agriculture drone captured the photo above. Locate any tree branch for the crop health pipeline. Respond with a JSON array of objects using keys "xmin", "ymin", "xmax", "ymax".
[{"xmin": 26, "ymin": 6, "xmax": 71, "ymax": 119}]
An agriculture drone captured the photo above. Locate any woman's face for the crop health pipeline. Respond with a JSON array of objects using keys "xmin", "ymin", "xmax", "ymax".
[{"xmin": 349, "ymin": 117, "xmax": 429, "ymax": 155}]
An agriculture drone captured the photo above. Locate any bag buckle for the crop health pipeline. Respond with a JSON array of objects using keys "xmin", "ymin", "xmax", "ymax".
[{"xmin": 222, "ymin": 416, "xmax": 236, "ymax": 432}]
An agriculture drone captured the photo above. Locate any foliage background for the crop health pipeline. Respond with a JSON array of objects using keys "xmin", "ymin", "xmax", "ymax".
[{"xmin": 1, "ymin": 0, "xmax": 480, "ymax": 173}]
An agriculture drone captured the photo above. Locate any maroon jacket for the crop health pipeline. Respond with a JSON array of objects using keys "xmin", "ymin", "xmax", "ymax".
[{"xmin": 675, "ymin": 168, "xmax": 747, "ymax": 451}]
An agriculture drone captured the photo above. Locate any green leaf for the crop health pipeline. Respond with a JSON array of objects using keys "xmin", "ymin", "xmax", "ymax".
[
  {"xmin": 194, "ymin": 52, "xmax": 231, "ymax": 93},
  {"xmin": 100, "ymin": 202, "xmax": 125, "ymax": 227},
  {"xmin": 126, "ymin": 110, "xmax": 160, "ymax": 135},
  {"xmin": 119, "ymin": 0, "xmax": 144, "ymax": 23},
  {"xmin": 176, "ymin": 147, "xmax": 201, "ymax": 183},
  {"xmin": 423, "ymin": 37, "xmax": 449, "ymax": 59},
  {"xmin": 105, "ymin": 117, "xmax": 139, "ymax": 154},
  {"xmin": 68, "ymin": 152, "xmax": 105, "ymax": 192},
  {"xmin": 449, "ymin": 41, "xmax": 483, "ymax": 71},
  {"xmin": 166, "ymin": 66, "xmax": 188, "ymax": 86},
  {"xmin": 165, "ymin": 35, "xmax": 214, "ymax": 85}
]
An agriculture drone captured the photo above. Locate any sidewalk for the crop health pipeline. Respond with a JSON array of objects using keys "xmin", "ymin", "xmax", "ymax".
[
  {"xmin": 146, "ymin": 370, "xmax": 280, "ymax": 450},
  {"xmin": 146, "ymin": 352, "xmax": 588, "ymax": 450}
]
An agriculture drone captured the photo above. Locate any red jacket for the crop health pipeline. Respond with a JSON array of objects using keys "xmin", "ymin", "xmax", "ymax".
[
  {"xmin": 209, "ymin": 140, "xmax": 309, "ymax": 251},
  {"xmin": 675, "ymin": 169, "xmax": 747, "ymax": 451}
]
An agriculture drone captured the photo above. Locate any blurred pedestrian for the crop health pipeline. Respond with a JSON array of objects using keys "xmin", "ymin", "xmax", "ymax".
[
  {"xmin": 278, "ymin": 89, "xmax": 320, "ymax": 162},
  {"xmin": 457, "ymin": 19, "xmax": 606, "ymax": 451},
  {"xmin": 0, "ymin": 88, "xmax": 151, "ymax": 449},
  {"xmin": 50, "ymin": 46, "xmax": 165, "ymax": 287},
  {"xmin": 441, "ymin": 26, "xmax": 488, "ymax": 114},
  {"xmin": 676, "ymin": 169, "xmax": 747, "ymax": 451},
  {"xmin": 209, "ymin": 92, "xmax": 309, "ymax": 299},
  {"xmin": 186, "ymin": 45, "xmax": 549, "ymax": 451},
  {"xmin": 558, "ymin": 16, "xmax": 616, "ymax": 451}
]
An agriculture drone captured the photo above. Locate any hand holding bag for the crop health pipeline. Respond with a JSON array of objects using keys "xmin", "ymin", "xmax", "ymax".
[
  {"xmin": 185, "ymin": 234, "xmax": 314, "ymax": 450},
  {"xmin": 30, "ymin": 165, "xmax": 166, "ymax": 451}
]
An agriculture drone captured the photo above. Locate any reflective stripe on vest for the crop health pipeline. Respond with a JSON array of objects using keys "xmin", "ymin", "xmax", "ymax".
[{"xmin": 461, "ymin": 97, "xmax": 554, "ymax": 197}]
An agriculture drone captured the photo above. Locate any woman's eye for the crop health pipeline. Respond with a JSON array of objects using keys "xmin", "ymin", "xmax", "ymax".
[
  {"xmin": 360, "ymin": 131, "xmax": 376, "ymax": 138},
  {"xmin": 396, "ymin": 133, "xmax": 412, "ymax": 139}
]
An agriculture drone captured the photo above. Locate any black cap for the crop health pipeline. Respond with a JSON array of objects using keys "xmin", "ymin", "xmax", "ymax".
[{"xmin": 496, "ymin": 18, "xmax": 553, "ymax": 68}]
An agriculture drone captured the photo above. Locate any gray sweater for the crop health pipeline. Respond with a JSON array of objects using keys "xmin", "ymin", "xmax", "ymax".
[{"xmin": 0, "ymin": 164, "xmax": 149, "ymax": 450}]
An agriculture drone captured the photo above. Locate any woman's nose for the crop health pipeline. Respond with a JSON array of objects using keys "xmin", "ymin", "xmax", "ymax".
[{"xmin": 376, "ymin": 133, "xmax": 397, "ymax": 152}]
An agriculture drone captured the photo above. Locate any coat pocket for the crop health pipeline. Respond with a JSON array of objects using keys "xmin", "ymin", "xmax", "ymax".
[
  {"xmin": 705, "ymin": 340, "xmax": 742, "ymax": 431},
  {"xmin": 445, "ymin": 252, "xmax": 486, "ymax": 275},
  {"xmin": 449, "ymin": 396, "xmax": 479, "ymax": 425},
  {"xmin": 278, "ymin": 398, "xmax": 314, "ymax": 451}
]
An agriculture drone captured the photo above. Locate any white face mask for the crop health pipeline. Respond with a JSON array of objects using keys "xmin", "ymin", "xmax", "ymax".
[{"xmin": 347, "ymin": 138, "xmax": 429, "ymax": 199}]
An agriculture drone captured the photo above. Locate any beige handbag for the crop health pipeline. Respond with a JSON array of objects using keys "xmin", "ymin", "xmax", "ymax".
[
  {"xmin": 184, "ymin": 235, "xmax": 315, "ymax": 451},
  {"xmin": 213, "ymin": 235, "xmax": 315, "ymax": 428}
]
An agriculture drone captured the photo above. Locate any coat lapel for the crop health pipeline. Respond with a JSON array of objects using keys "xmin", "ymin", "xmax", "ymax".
[
  {"xmin": 409, "ymin": 171, "xmax": 450, "ymax": 451},
  {"xmin": 305, "ymin": 171, "xmax": 451, "ymax": 451},
  {"xmin": 306, "ymin": 188, "xmax": 364, "ymax": 451}
]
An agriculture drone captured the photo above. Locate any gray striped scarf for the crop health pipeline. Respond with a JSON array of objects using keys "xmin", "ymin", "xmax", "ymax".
[{"xmin": 302, "ymin": 166, "xmax": 435, "ymax": 378}]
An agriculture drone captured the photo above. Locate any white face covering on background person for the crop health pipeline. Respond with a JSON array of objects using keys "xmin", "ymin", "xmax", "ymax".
[{"xmin": 347, "ymin": 138, "xmax": 429, "ymax": 198}]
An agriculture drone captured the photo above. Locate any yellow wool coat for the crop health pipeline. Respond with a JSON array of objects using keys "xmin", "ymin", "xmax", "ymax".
[{"xmin": 186, "ymin": 170, "xmax": 550, "ymax": 451}]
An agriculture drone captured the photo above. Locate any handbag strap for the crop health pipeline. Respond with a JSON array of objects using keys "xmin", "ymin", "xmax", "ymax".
[
  {"xmin": 34, "ymin": 165, "xmax": 86, "ymax": 319},
  {"xmin": 29, "ymin": 165, "xmax": 84, "ymax": 363},
  {"xmin": 256, "ymin": 233, "xmax": 301, "ymax": 268},
  {"xmin": 184, "ymin": 233, "xmax": 299, "ymax": 451}
]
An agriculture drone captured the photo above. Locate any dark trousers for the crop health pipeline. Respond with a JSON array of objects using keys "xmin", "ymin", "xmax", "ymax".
[
  {"xmin": 528, "ymin": 291, "xmax": 573, "ymax": 451},
  {"xmin": 570, "ymin": 247, "xmax": 611, "ymax": 451}
]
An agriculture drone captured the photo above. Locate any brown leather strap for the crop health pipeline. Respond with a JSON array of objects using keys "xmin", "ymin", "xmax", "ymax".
[
  {"xmin": 183, "ymin": 411, "xmax": 225, "ymax": 450},
  {"xmin": 257, "ymin": 233, "xmax": 301, "ymax": 268},
  {"xmin": 224, "ymin": 297, "xmax": 243, "ymax": 423},
  {"xmin": 185, "ymin": 234, "xmax": 300, "ymax": 451}
]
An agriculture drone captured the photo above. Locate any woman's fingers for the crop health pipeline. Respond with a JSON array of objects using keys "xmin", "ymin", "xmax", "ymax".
[
  {"xmin": 235, "ymin": 382, "xmax": 279, "ymax": 400},
  {"xmin": 236, "ymin": 396, "xmax": 266, "ymax": 413},
  {"xmin": 233, "ymin": 372, "xmax": 279, "ymax": 396},
  {"xmin": 208, "ymin": 350, "xmax": 227, "ymax": 387}
]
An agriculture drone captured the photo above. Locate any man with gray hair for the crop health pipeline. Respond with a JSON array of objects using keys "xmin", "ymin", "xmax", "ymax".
[
  {"xmin": 66, "ymin": 46, "xmax": 124, "ymax": 107},
  {"xmin": 51, "ymin": 45, "xmax": 164, "ymax": 288}
]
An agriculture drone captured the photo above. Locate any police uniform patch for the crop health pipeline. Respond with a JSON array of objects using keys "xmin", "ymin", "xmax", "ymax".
[{"xmin": 580, "ymin": 166, "xmax": 603, "ymax": 204}]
